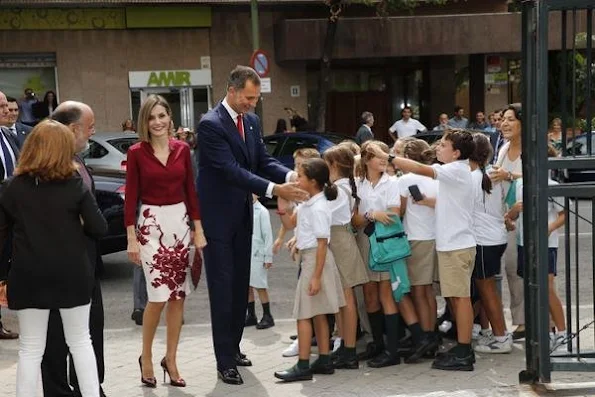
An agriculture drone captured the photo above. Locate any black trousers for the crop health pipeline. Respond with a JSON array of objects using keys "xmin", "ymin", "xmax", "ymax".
[
  {"xmin": 203, "ymin": 214, "xmax": 252, "ymax": 370},
  {"xmin": 41, "ymin": 278, "xmax": 104, "ymax": 397}
]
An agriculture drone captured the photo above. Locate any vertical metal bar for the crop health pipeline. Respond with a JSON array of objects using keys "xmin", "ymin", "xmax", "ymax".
[
  {"xmin": 564, "ymin": 197, "xmax": 572, "ymax": 352},
  {"xmin": 574, "ymin": 197, "xmax": 580, "ymax": 358},
  {"xmin": 586, "ymin": 9, "xmax": 592, "ymax": 154},
  {"xmin": 572, "ymin": 10, "xmax": 577, "ymax": 150},
  {"xmin": 536, "ymin": 0, "xmax": 551, "ymax": 383},
  {"xmin": 521, "ymin": 0, "xmax": 537, "ymax": 378},
  {"xmin": 561, "ymin": 10, "xmax": 568, "ymax": 156},
  {"xmin": 251, "ymin": 0, "xmax": 260, "ymax": 51},
  {"xmin": 592, "ymin": 197, "xmax": 595, "ymax": 351}
]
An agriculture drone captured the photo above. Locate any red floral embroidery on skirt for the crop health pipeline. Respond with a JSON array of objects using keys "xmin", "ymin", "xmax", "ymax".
[{"xmin": 137, "ymin": 207, "xmax": 190, "ymax": 301}]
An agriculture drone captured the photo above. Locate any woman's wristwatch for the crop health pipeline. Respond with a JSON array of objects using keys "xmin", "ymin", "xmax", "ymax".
[
  {"xmin": 387, "ymin": 154, "xmax": 395, "ymax": 164},
  {"xmin": 507, "ymin": 171, "xmax": 514, "ymax": 182}
]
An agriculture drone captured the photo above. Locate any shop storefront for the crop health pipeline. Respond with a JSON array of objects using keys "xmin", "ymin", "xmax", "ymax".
[{"xmin": 128, "ymin": 69, "xmax": 213, "ymax": 131}]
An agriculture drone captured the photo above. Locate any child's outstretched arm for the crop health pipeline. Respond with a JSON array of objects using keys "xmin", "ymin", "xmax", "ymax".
[{"xmin": 548, "ymin": 210, "xmax": 565, "ymax": 236}]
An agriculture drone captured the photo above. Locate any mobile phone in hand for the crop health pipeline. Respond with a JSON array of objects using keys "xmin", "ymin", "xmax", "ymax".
[{"xmin": 408, "ymin": 184, "xmax": 424, "ymax": 202}]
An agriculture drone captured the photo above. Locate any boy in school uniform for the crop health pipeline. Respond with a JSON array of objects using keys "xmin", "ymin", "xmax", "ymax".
[{"xmin": 365, "ymin": 129, "xmax": 478, "ymax": 371}]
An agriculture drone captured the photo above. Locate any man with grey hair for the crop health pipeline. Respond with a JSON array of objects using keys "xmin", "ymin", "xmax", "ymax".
[
  {"xmin": 0, "ymin": 90, "xmax": 20, "ymax": 340},
  {"xmin": 41, "ymin": 101, "xmax": 106, "ymax": 397},
  {"xmin": 197, "ymin": 65, "xmax": 308, "ymax": 385},
  {"xmin": 355, "ymin": 111, "xmax": 374, "ymax": 145}
]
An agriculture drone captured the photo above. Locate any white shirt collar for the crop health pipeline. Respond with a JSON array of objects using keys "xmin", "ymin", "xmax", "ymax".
[
  {"xmin": 222, "ymin": 98, "xmax": 240, "ymax": 122},
  {"xmin": 303, "ymin": 191, "xmax": 325, "ymax": 207},
  {"xmin": 363, "ymin": 173, "xmax": 390, "ymax": 188}
]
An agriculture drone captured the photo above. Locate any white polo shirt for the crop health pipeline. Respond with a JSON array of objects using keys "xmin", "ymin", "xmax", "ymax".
[
  {"xmin": 471, "ymin": 168, "xmax": 507, "ymax": 246},
  {"xmin": 431, "ymin": 160, "xmax": 476, "ymax": 251},
  {"xmin": 356, "ymin": 173, "xmax": 401, "ymax": 215},
  {"xmin": 296, "ymin": 192, "xmax": 331, "ymax": 250},
  {"xmin": 399, "ymin": 173, "xmax": 438, "ymax": 241},
  {"xmin": 389, "ymin": 118, "xmax": 427, "ymax": 138},
  {"xmin": 329, "ymin": 178, "xmax": 354, "ymax": 226},
  {"xmin": 515, "ymin": 178, "xmax": 563, "ymax": 248}
]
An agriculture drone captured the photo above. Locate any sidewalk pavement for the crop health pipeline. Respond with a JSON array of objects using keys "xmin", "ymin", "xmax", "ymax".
[{"xmin": 0, "ymin": 319, "xmax": 590, "ymax": 397}]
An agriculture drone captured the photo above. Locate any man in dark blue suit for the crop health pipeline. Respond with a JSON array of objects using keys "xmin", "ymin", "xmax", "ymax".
[
  {"xmin": 196, "ymin": 66, "xmax": 308, "ymax": 385},
  {"xmin": 5, "ymin": 96, "xmax": 32, "ymax": 149}
]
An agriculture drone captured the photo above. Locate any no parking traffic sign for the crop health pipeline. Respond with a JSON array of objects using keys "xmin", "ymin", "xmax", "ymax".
[{"xmin": 250, "ymin": 50, "xmax": 270, "ymax": 78}]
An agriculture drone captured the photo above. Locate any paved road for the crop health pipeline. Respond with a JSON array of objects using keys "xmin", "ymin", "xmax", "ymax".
[{"xmin": 0, "ymin": 206, "xmax": 594, "ymax": 396}]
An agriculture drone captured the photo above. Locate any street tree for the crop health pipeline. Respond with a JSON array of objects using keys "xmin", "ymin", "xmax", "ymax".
[{"xmin": 313, "ymin": 0, "xmax": 457, "ymax": 132}]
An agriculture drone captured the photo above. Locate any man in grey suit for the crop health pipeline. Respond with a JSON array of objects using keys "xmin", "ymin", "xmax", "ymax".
[
  {"xmin": 4, "ymin": 96, "xmax": 32, "ymax": 149},
  {"xmin": 355, "ymin": 111, "xmax": 374, "ymax": 145}
]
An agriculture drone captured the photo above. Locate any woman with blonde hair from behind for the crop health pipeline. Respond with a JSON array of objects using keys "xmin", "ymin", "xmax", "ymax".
[{"xmin": 0, "ymin": 120, "xmax": 107, "ymax": 397}]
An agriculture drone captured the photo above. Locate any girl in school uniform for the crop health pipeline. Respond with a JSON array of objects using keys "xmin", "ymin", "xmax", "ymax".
[
  {"xmin": 353, "ymin": 141, "xmax": 430, "ymax": 368},
  {"xmin": 246, "ymin": 195, "xmax": 275, "ymax": 330},
  {"xmin": 398, "ymin": 139, "xmax": 441, "ymax": 352},
  {"xmin": 365, "ymin": 130, "xmax": 478, "ymax": 372},
  {"xmin": 274, "ymin": 158, "xmax": 346, "ymax": 382},
  {"xmin": 468, "ymin": 133, "xmax": 512, "ymax": 354},
  {"xmin": 323, "ymin": 145, "xmax": 369, "ymax": 369}
]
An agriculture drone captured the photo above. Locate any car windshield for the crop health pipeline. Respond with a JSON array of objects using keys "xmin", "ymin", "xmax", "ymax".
[{"xmin": 107, "ymin": 138, "xmax": 139, "ymax": 154}]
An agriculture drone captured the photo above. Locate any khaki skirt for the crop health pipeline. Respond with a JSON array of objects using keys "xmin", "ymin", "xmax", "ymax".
[
  {"xmin": 330, "ymin": 225, "xmax": 369, "ymax": 288},
  {"xmin": 355, "ymin": 227, "xmax": 391, "ymax": 282},
  {"xmin": 292, "ymin": 248, "xmax": 346, "ymax": 320}
]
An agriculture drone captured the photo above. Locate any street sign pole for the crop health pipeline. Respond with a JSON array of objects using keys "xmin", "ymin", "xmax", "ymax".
[{"xmin": 250, "ymin": 0, "xmax": 263, "ymax": 123}]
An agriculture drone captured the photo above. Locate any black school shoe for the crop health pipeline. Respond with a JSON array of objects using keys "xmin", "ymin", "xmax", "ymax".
[
  {"xmin": 405, "ymin": 335, "xmax": 441, "ymax": 364},
  {"xmin": 333, "ymin": 353, "xmax": 359, "ymax": 370},
  {"xmin": 357, "ymin": 341, "xmax": 384, "ymax": 361},
  {"xmin": 245, "ymin": 314, "xmax": 257, "ymax": 327},
  {"xmin": 367, "ymin": 351, "xmax": 401, "ymax": 368},
  {"xmin": 256, "ymin": 314, "xmax": 275, "ymax": 329},
  {"xmin": 431, "ymin": 351, "xmax": 474, "ymax": 371},
  {"xmin": 310, "ymin": 358, "xmax": 335, "ymax": 375},
  {"xmin": 274, "ymin": 364, "xmax": 313, "ymax": 382}
]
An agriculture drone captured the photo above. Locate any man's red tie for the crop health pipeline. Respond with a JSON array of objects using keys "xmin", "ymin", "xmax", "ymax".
[{"xmin": 236, "ymin": 114, "xmax": 244, "ymax": 141}]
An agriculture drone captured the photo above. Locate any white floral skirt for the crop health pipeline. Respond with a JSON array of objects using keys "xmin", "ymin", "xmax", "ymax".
[{"xmin": 137, "ymin": 203, "xmax": 192, "ymax": 302}]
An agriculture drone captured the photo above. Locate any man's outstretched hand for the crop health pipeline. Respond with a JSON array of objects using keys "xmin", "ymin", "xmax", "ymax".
[{"xmin": 273, "ymin": 182, "xmax": 309, "ymax": 203}]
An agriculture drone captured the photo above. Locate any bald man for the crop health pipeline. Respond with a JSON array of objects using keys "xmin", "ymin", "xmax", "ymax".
[
  {"xmin": 40, "ymin": 101, "xmax": 106, "ymax": 397},
  {"xmin": 0, "ymin": 91, "xmax": 20, "ymax": 340}
]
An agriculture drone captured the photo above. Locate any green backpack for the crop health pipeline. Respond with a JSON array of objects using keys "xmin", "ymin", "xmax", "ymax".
[{"xmin": 368, "ymin": 215, "xmax": 411, "ymax": 272}]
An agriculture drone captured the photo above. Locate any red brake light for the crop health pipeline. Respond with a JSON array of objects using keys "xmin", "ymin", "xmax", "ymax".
[
  {"xmin": 116, "ymin": 185, "xmax": 125, "ymax": 199},
  {"xmin": 120, "ymin": 160, "xmax": 127, "ymax": 171}
]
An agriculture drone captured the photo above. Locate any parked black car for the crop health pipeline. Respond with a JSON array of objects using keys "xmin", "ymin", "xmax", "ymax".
[
  {"xmin": 563, "ymin": 133, "xmax": 595, "ymax": 183},
  {"xmin": 264, "ymin": 132, "xmax": 351, "ymax": 170},
  {"xmin": 93, "ymin": 169, "xmax": 127, "ymax": 255}
]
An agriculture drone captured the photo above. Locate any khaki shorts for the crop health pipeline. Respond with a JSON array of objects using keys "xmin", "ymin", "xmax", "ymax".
[
  {"xmin": 407, "ymin": 240, "xmax": 439, "ymax": 286},
  {"xmin": 437, "ymin": 247, "xmax": 476, "ymax": 298}
]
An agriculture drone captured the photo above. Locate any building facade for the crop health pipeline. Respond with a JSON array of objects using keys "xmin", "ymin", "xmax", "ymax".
[{"xmin": 0, "ymin": 0, "xmax": 562, "ymax": 140}]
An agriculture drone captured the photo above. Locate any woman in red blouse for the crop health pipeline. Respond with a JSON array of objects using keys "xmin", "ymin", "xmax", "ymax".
[{"xmin": 125, "ymin": 94, "xmax": 207, "ymax": 388}]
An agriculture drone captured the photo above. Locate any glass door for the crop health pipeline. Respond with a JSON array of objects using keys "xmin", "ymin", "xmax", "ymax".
[{"xmin": 131, "ymin": 87, "xmax": 210, "ymax": 131}]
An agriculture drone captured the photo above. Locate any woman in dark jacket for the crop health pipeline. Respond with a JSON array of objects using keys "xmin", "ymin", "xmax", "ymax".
[
  {"xmin": 32, "ymin": 90, "xmax": 59, "ymax": 121},
  {"xmin": 0, "ymin": 120, "xmax": 107, "ymax": 397}
]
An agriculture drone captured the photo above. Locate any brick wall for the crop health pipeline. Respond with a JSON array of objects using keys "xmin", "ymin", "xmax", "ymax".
[{"xmin": 0, "ymin": 29, "xmax": 210, "ymax": 132}]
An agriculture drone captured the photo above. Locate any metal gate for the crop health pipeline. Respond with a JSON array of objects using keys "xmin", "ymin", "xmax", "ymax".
[{"xmin": 521, "ymin": 0, "xmax": 595, "ymax": 384}]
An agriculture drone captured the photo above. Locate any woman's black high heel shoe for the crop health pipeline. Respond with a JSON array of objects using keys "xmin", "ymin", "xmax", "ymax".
[
  {"xmin": 138, "ymin": 356, "xmax": 157, "ymax": 388},
  {"xmin": 161, "ymin": 357, "xmax": 186, "ymax": 387}
]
